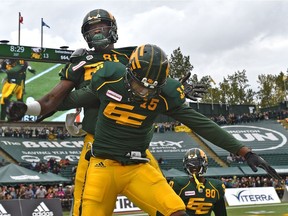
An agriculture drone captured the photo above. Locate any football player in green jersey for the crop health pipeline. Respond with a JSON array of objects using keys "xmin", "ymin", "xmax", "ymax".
[
  {"xmin": 6, "ymin": 9, "xmax": 206, "ymax": 216},
  {"xmin": 10, "ymin": 43, "xmax": 278, "ymax": 216},
  {"xmin": 6, "ymin": 9, "xmax": 163, "ymax": 216},
  {"xmin": 0, "ymin": 59, "xmax": 35, "ymax": 120},
  {"xmin": 169, "ymin": 148, "xmax": 227, "ymax": 216}
]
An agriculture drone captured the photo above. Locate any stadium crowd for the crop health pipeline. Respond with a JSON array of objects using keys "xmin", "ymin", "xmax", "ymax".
[
  {"xmin": 0, "ymin": 110, "xmax": 287, "ymax": 138},
  {"xmin": 0, "ymin": 175, "xmax": 287, "ymax": 201},
  {"xmin": 210, "ymin": 110, "xmax": 288, "ymax": 126},
  {"xmin": 221, "ymin": 175, "xmax": 288, "ymax": 199},
  {"xmin": 0, "ymin": 183, "xmax": 73, "ymax": 210},
  {"xmin": 20, "ymin": 157, "xmax": 71, "ymax": 175},
  {"xmin": 0, "ymin": 126, "xmax": 71, "ymax": 139}
]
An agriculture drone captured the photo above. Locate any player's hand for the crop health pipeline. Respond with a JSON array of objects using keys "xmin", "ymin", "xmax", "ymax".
[
  {"xmin": 36, "ymin": 110, "xmax": 57, "ymax": 122},
  {"xmin": 6, "ymin": 101, "xmax": 27, "ymax": 121},
  {"xmin": 244, "ymin": 152, "xmax": 282, "ymax": 181},
  {"xmin": 179, "ymin": 72, "xmax": 207, "ymax": 101},
  {"xmin": 27, "ymin": 66, "xmax": 36, "ymax": 74}
]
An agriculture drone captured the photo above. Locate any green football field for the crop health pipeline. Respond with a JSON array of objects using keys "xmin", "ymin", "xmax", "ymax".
[
  {"xmin": 0, "ymin": 61, "xmax": 69, "ymax": 120},
  {"xmin": 62, "ymin": 203, "xmax": 288, "ymax": 216}
]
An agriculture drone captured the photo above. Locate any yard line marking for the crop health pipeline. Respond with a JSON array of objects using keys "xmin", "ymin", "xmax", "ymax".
[
  {"xmin": 0, "ymin": 64, "xmax": 62, "ymax": 98},
  {"xmin": 25, "ymin": 64, "xmax": 62, "ymax": 84}
]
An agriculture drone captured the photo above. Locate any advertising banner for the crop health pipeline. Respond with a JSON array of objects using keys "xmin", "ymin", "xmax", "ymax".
[
  {"xmin": 225, "ymin": 187, "xmax": 281, "ymax": 206},
  {"xmin": 0, "ymin": 198, "xmax": 62, "ymax": 216},
  {"xmin": 0, "ymin": 137, "xmax": 83, "ymax": 163},
  {"xmin": 114, "ymin": 196, "xmax": 141, "ymax": 213}
]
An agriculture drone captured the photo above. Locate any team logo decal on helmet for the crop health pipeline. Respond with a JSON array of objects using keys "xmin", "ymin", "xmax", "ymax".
[
  {"xmin": 125, "ymin": 44, "xmax": 169, "ymax": 101},
  {"xmin": 183, "ymin": 148, "xmax": 208, "ymax": 176}
]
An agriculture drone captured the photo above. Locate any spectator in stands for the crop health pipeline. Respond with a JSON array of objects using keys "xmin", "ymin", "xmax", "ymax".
[
  {"xmin": 64, "ymin": 185, "xmax": 73, "ymax": 200},
  {"xmin": 4, "ymin": 192, "xmax": 12, "ymax": 200},
  {"xmin": 169, "ymin": 148, "xmax": 227, "ymax": 216},
  {"xmin": 9, "ymin": 187, "xmax": 17, "ymax": 199},
  {"xmin": 30, "ymin": 160, "xmax": 37, "ymax": 170},
  {"xmin": 35, "ymin": 185, "xmax": 47, "ymax": 199},
  {"xmin": 46, "ymin": 187, "xmax": 55, "ymax": 199},
  {"xmin": 47, "ymin": 157, "xmax": 56, "ymax": 171},
  {"xmin": 226, "ymin": 153, "xmax": 235, "ymax": 164},
  {"xmin": 55, "ymin": 185, "xmax": 65, "ymax": 199},
  {"xmin": 221, "ymin": 177, "xmax": 233, "ymax": 188},
  {"xmin": 18, "ymin": 185, "xmax": 26, "ymax": 199},
  {"xmin": 158, "ymin": 157, "xmax": 164, "ymax": 164},
  {"xmin": 24, "ymin": 184, "xmax": 34, "ymax": 199},
  {"xmin": 0, "ymin": 187, "xmax": 4, "ymax": 199}
]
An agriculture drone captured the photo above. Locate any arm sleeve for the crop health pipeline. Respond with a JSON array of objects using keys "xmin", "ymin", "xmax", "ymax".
[
  {"xmin": 57, "ymin": 86, "xmax": 99, "ymax": 111},
  {"xmin": 167, "ymin": 105, "xmax": 245, "ymax": 154}
]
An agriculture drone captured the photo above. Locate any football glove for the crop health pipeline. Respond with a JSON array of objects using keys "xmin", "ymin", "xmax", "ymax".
[
  {"xmin": 180, "ymin": 72, "xmax": 207, "ymax": 101},
  {"xmin": 244, "ymin": 152, "xmax": 282, "ymax": 181},
  {"xmin": 6, "ymin": 101, "xmax": 27, "ymax": 121},
  {"xmin": 28, "ymin": 68, "xmax": 36, "ymax": 74}
]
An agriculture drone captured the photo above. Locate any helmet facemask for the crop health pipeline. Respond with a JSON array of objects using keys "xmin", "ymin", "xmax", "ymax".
[
  {"xmin": 183, "ymin": 148, "xmax": 208, "ymax": 177},
  {"xmin": 184, "ymin": 158, "xmax": 207, "ymax": 177},
  {"xmin": 125, "ymin": 44, "xmax": 169, "ymax": 102},
  {"xmin": 125, "ymin": 68, "xmax": 163, "ymax": 102}
]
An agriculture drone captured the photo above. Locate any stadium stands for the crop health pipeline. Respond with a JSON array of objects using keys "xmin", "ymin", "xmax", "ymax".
[{"xmin": 0, "ymin": 119, "xmax": 287, "ymax": 179}]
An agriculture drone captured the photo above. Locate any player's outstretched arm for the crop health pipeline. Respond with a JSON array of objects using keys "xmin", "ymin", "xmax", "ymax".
[{"xmin": 6, "ymin": 80, "xmax": 75, "ymax": 121}]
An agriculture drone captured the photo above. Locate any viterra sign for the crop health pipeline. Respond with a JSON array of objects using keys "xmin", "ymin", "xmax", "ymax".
[{"xmin": 222, "ymin": 125, "xmax": 287, "ymax": 151}]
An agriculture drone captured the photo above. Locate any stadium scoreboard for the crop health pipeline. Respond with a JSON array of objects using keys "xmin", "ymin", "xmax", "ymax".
[{"xmin": 0, "ymin": 43, "xmax": 74, "ymax": 63}]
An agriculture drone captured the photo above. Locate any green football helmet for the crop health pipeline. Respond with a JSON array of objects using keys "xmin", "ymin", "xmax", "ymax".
[
  {"xmin": 81, "ymin": 9, "xmax": 118, "ymax": 49},
  {"xmin": 125, "ymin": 44, "xmax": 169, "ymax": 102},
  {"xmin": 183, "ymin": 148, "xmax": 208, "ymax": 176}
]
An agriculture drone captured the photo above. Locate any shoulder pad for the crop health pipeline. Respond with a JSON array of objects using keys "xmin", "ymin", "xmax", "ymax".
[
  {"xmin": 70, "ymin": 48, "xmax": 88, "ymax": 63},
  {"xmin": 161, "ymin": 78, "xmax": 186, "ymax": 106}
]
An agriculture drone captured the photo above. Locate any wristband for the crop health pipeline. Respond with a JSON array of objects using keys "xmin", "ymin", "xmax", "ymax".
[{"xmin": 26, "ymin": 101, "xmax": 41, "ymax": 116}]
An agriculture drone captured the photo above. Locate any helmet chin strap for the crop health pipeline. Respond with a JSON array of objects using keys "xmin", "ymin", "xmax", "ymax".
[{"xmin": 192, "ymin": 173, "xmax": 205, "ymax": 193}]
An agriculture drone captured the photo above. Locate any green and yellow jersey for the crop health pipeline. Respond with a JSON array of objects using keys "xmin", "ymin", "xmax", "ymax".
[
  {"xmin": 2, "ymin": 59, "xmax": 28, "ymax": 85},
  {"xmin": 169, "ymin": 176, "xmax": 227, "ymax": 216},
  {"xmin": 58, "ymin": 47, "xmax": 135, "ymax": 134},
  {"xmin": 61, "ymin": 60, "xmax": 245, "ymax": 164}
]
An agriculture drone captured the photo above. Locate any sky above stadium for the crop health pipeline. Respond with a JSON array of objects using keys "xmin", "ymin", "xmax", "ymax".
[{"xmin": 1, "ymin": 0, "xmax": 288, "ymax": 91}]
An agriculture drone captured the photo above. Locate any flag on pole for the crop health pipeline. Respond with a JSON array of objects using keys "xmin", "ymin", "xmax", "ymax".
[
  {"xmin": 18, "ymin": 12, "xmax": 23, "ymax": 45},
  {"xmin": 42, "ymin": 20, "xmax": 50, "ymax": 28},
  {"xmin": 41, "ymin": 18, "xmax": 50, "ymax": 48},
  {"xmin": 19, "ymin": 13, "xmax": 23, "ymax": 24}
]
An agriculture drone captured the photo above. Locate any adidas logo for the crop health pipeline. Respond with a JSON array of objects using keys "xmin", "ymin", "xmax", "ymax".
[
  {"xmin": 32, "ymin": 202, "xmax": 53, "ymax": 216},
  {"xmin": 95, "ymin": 162, "xmax": 106, "ymax": 168},
  {"xmin": 0, "ymin": 204, "xmax": 11, "ymax": 216}
]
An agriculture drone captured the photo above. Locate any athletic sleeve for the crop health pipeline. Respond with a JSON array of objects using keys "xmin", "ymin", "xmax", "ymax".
[
  {"xmin": 57, "ymin": 86, "xmax": 99, "ymax": 111},
  {"xmin": 213, "ymin": 197, "xmax": 227, "ymax": 216},
  {"xmin": 166, "ymin": 105, "xmax": 245, "ymax": 154}
]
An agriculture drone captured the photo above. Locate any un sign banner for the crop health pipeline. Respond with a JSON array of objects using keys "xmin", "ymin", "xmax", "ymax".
[{"xmin": 222, "ymin": 125, "xmax": 287, "ymax": 151}]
